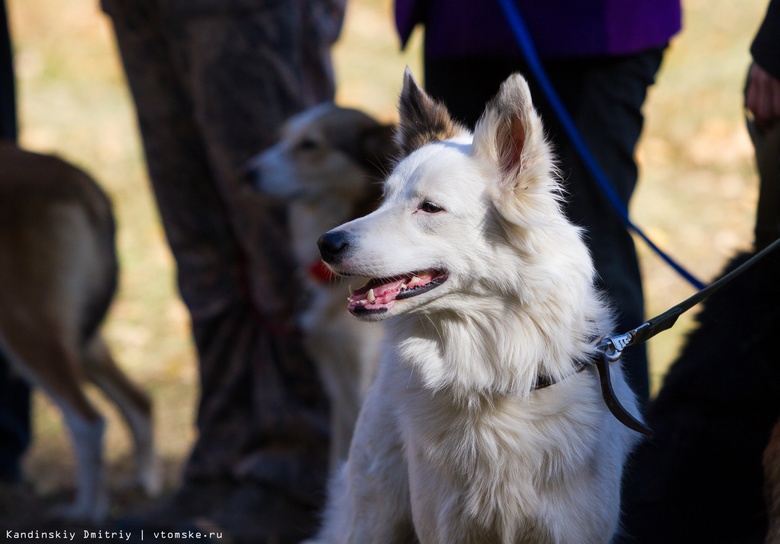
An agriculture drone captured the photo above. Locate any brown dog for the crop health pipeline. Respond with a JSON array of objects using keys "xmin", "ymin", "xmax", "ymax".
[{"xmin": 0, "ymin": 142, "xmax": 160, "ymax": 521}]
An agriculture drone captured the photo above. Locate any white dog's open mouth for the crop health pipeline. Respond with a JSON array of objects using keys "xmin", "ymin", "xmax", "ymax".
[{"xmin": 347, "ymin": 269, "xmax": 448, "ymax": 315}]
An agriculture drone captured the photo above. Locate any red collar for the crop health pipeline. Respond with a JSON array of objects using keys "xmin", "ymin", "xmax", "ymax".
[{"xmin": 308, "ymin": 260, "xmax": 336, "ymax": 283}]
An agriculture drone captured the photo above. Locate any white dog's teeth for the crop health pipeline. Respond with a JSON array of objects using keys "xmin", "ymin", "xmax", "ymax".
[
  {"xmin": 348, "ymin": 285, "xmax": 355, "ymax": 296},
  {"xmin": 367, "ymin": 289, "xmax": 376, "ymax": 303},
  {"xmin": 400, "ymin": 283, "xmax": 408, "ymax": 290}
]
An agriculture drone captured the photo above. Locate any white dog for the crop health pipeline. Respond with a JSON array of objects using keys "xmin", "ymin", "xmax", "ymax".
[
  {"xmin": 244, "ymin": 104, "xmax": 395, "ymax": 469},
  {"xmin": 308, "ymin": 71, "xmax": 642, "ymax": 544}
]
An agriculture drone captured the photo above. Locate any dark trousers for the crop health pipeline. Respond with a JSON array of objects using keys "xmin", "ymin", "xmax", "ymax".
[
  {"xmin": 748, "ymin": 120, "xmax": 780, "ymax": 251},
  {"xmin": 0, "ymin": 0, "xmax": 31, "ymax": 485},
  {"xmin": 102, "ymin": 0, "xmax": 343, "ymax": 504},
  {"xmin": 0, "ymin": 0, "xmax": 15, "ymax": 140},
  {"xmin": 0, "ymin": 350, "xmax": 30, "ymax": 484},
  {"xmin": 425, "ymin": 49, "xmax": 665, "ymax": 404}
]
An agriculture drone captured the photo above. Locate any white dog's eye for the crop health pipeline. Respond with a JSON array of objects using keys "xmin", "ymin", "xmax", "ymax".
[{"xmin": 419, "ymin": 200, "xmax": 445, "ymax": 214}]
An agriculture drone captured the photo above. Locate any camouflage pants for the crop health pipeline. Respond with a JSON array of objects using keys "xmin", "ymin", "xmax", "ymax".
[{"xmin": 101, "ymin": 0, "xmax": 344, "ymax": 505}]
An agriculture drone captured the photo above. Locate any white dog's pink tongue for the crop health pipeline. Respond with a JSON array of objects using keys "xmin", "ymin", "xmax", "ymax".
[{"xmin": 347, "ymin": 271, "xmax": 435, "ymax": 312}]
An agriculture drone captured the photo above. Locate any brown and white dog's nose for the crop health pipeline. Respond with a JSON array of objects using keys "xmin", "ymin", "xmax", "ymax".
[{"xmin": 318, "ymin": 230, "xmax": 350, "ymax": 264}]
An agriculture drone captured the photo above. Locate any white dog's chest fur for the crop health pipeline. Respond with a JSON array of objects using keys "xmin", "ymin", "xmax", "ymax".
[{"xmin": 376, "ymin": 323, "xmax": 635, "ymax": 544}]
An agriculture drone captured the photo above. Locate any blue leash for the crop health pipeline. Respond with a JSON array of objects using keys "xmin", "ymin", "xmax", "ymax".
[{"xmin": 496, "ymin": 0, "xmax": 706, "ymax": 290}]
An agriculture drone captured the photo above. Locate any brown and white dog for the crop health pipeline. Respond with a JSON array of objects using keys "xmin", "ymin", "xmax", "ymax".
[
  {"xmin": 0, "ymin": 143, "xmax": 160, "ymax": 521},
  {"xmin": 244, "ymin": 104, "xmax": 395, "ymax": 469}
]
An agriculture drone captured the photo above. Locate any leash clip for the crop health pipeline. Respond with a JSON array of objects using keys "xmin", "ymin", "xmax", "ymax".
[
  {"xmin": 588, "ymin": 238, "xmax": 780, "ymax": 437},
  {"xmin": 592, "ymin": 334, "xmax": 653, "ymax": 436},
  {"xmin": 596, "ymin": 332, "xmax": 634, "ymax": 362}
]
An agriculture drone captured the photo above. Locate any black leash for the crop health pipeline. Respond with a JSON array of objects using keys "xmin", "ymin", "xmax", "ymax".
[{"xmin": 592, "ymin": 237, "xmax": 780, "ymax": 436}]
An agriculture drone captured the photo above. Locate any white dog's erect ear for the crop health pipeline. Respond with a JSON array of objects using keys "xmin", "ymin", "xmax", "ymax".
[
  {"xmin": 473, "ymin": 74, "xmax": 554, "ymax": 195},
  {"xmin": 396, "ymin": 68, "xmax": 466, "ymax": 158}
]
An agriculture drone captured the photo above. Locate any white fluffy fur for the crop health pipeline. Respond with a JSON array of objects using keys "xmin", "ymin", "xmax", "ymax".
[{"xmin": 307, "ymin": 72, "xmax": 641, "ymax": 543}]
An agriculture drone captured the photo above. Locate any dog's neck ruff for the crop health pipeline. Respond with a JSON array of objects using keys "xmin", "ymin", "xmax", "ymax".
[
  {"xmin": 535, "ymin": 354, "xmax": 650, "ymax": 436},
  {"xmin": 308, "ymin": 260, "xmax": 336, "ymax": 284}
]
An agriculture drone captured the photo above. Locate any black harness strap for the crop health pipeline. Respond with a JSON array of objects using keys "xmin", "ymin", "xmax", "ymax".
[
  {"xmin": 534, "ymin": 350, "xmax": 651, "ymax": 436},
  {"xmin": 533, "ymin": 362, "xmax": 588, "ymax": 391}
]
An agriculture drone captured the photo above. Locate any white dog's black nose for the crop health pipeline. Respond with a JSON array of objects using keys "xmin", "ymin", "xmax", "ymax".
[{"xmin": 318, "ymin": 230, "xmax": 349, "ymax": 264}]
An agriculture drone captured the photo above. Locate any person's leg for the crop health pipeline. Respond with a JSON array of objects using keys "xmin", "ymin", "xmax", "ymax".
[
  {"xmin": 0, "ymin": 0, "xmax": 16, "ymax": 141},
  {"xmin": 0, "ymin": 0, "xmax": 31, "ymax": 485},
  {"xmin": 748, "ymin": 120, "xmax": 780, "ymax": 251},
  {"xmin": 101, "ymin": 0, "xmax": 336, "ymax": 523},
  {"xmin": 542, "ymin": 51, "xmax": 664, "ymax": 404},
  {"xmin": 0, "ymin": 350, "xmax": 30, "ymax": 484},
  {"xmin": 425, "ymin": 49, "xmax": 664, "ymax": 405},
  {"xmin": 423, "ymin": 58, "xmax": 515, "ymax": 128}
]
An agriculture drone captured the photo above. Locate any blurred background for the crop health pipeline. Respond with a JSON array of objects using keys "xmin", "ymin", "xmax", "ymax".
[{"xmin": 3, "ymin": 0, "xmax": 767, "ymax": 511}]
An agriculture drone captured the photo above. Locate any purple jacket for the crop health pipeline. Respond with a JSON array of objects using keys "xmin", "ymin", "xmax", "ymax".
[{"xmin": 395, "ymin": 0, "xmax": 682, "ymax": 59}]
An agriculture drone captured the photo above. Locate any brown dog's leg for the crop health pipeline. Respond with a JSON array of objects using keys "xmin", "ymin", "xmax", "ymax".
[
  {"xmin": 2, "ymin": 326, "xmax": 108, "ymax": 522},
  {"xmin": 83, "ymin": 334, "xmax": 161, "ymax": 496}
]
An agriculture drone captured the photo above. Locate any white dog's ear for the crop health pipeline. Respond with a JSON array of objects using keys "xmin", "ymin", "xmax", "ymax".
[
  {"xmin": 472, "ymin": 74, "xmax": 555, "ymax": 200},
  {"xmin": 396, "ymin": 68, "xmax": 466, "ymax": 158}
]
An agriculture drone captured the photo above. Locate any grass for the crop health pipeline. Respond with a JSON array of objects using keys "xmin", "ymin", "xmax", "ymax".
[{"xmin": 3, "ymin": 0, "xmax": 769, "ymax": 506}]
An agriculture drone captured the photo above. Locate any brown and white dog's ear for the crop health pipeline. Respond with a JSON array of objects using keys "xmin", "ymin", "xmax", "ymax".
[
  {"xmin": 349, "ymin": 123, "xmax": 396, "ymax": 219},
  {"xmin": 396, "ymin": 68, "xmax": 466, "ymax": 158},
  {"xmin": 361, "ymin": 124, "xmax": 397, "ymax": 177},
  {"xmin": 472, "ymin": 73, "xmax": 557, "ymax": 205}
]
